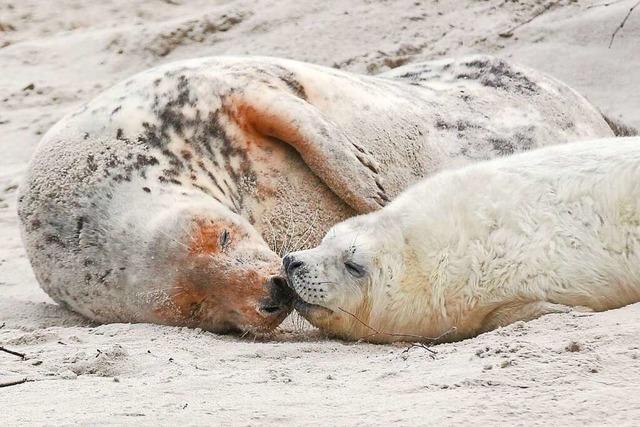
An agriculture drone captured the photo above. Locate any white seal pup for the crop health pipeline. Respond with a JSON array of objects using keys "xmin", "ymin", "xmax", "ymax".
[
  {"xmin": 283, "ymin": 137, "xmax": 640, "ymax": 342},
  {"xmin": 18, "ymin": 55, "xmax": 613, "ymax": 334}
]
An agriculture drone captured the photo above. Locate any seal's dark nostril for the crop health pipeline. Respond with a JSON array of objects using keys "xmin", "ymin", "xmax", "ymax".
[
  {"xmin": 283, "ymin": 255, "xmax": 304, "ymax": 274},
  {"xmin": 283, "ymin": 254, "xmax": 293, "ymax": 271},
  {"xmin": 289, "ymin": 260, "xmax": 303, "ymax": 274},
  {"xmin": 270, "ymin": 276, "xmax": 288, "ymax": 291},
  {"xmin": 265, "ymin": 275, "xmax": 295, "ymax": 312}
]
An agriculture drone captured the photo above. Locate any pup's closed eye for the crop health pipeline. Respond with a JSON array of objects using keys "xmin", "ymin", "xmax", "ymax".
[{"xmin": 344, "ymin": 260, "xmax": 366, "ymax": 278}]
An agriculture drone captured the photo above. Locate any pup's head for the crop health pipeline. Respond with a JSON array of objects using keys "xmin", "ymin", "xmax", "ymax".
[{"xmin": 282, "ymin": 213, "xmax": 407, "ymax": 341}]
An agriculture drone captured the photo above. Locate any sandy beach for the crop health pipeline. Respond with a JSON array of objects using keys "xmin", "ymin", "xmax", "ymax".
[{"xmin": 1, "ymin": 0, "xmax": 639, "ymax": 424}]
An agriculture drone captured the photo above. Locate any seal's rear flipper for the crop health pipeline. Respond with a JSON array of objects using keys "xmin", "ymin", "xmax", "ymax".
[{"xmin": 226, "ymin": 87, "xmax": 390, "ymax": 213}]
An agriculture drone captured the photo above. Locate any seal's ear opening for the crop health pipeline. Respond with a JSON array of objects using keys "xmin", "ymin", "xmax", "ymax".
[{"xmin": 225, "ymin": 87, "xmax": 390, "ymax": 214}]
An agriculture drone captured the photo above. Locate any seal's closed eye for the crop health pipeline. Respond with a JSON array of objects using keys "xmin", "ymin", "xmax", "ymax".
[
  {"xmin": 219, "ymin": 229, "xmax": 230, "ymax": 248},
  {"xmin": 344, "ymin": 261, "xmax": 365, "ymax": 278}
]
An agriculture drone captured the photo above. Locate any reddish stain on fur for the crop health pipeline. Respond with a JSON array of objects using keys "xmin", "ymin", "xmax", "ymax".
[
  {"xmin": 188, "ymin": 219, "xmax": 223, "ymax": 254},
  {"xmin": 153, "ymin": 217, "xmax": 283, "ymax": 331},
  {"xmin": 225, "ymin": 97, "xmax": 311, "ymax": 152},
  {"xmin": 187, "ymin": 218, "xmax": 243, "ymax": 255},
  {"xmin": 154, "ymin": 265, "xmax": 277, "ymax": 331},
  {"xmin": 159, "ymin": 280, "xmax": 209, "ymax": 326}
]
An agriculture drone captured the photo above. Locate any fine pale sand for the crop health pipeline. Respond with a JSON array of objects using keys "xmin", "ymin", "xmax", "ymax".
[{"xmin": 1, "ymin": 1, "xmax": 639, "ymax": 424}]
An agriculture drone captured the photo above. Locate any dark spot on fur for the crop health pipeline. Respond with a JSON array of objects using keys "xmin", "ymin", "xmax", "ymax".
[
  {"xmin": 397, "ymin": 69, "xmax": 433, "ymax": 82},
  {"xmin": 457, "ymin": 58, "xmax": 538, "ymax": 94},
  {"xmin": 278, "ymin": 72, "xmax": 307, "ymax": 100},
  {"xmin": 181, "ymin": 149, "xmax": 192, "ymax": 161},
  {"xmin": 139, "ymin": 122, "xmax": 164, "ymax": 147},
  {"xmin": 489, "ymin": 137, "xmax": 516, "ymax": 156},
  {"xmin": 514, "ymin": 132, "xmax": 535, "ymax": 151},
  {"xmin": 134, "ymin": 154, "xmax": 159, "ymax": 169},
  {"xmin": 192, "ymin": 183, "xmax": 215, "ymax": 198},
  {"xmin": 435, "ymin": 119, "xmax": 480, "ymax": 133},
  {"xmin": 142, "ymin": 186, "xmax": 151, "ymax": 193},
  {"xmin": 86, "ymin": 155, "xmax": 98, "ymax": 173},
  {"xmin": 116, "ymin": 128, "xmax": 124, "ymax": 139},
  {"xmin": 106, "ymin": 153, "xmax": 122, "ymax": 169},
  {"xmin": 435, "ymin": 119, "xmax": 449, "ymax": 130},
  {"xmin": 162, "ymin": 149, "xmax": 183, "ymax": 169},
  {"xmin": 76, "ymin": 216, "xmax": 86, "ymax": 239},
  {"xmin": 163, "ymin": 168, "xmax": 180, "ymax": 177},
  {"xmin": 465, "ymin": 59, "xmax": 490, "ymax": 69},
  {"xmin": 111, "ymin": 105, "xmax": 122, "ymax": 116},
  {"xmin": 602, "ymin": 115, "xmax": 638, "ymax": 137},
  {"xmin": 158, "ymin": 176, "xmax": 182, "ymax": 186},
  {"xmin": 98, "ymin": 269, "xmax": 112, "ymax": 284},
  {"xmin": 45, "ymin": 234, "xmax": 66, "ymax": 247}
]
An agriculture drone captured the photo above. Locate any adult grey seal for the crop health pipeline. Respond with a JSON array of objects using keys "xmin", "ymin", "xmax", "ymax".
[{"xmin": 17, "ymin": 55, "xmax": 613, "ymax": 334}]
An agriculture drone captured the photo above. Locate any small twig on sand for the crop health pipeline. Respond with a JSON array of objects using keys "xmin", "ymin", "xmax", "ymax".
[
  {"xmin": 499, "ymin": 0, "xmax": 563, "ymax": 38},
  {"xmin": 402, "ymin": 342, "xmax": 438, "ymax": 356},
  {"xmin": 609, "ymin": 0, "xmax": 640, "ymax": 47},
  {"xmin": 0, "ymin": 347, "xmax": 26, "ymax": 360},
  {"xmin": 337, "ymin": 307, "xmax": 456, "ymax": 355},
  {"xmin": 0, "ymin": 378, "xmax": 28, "ymax": 388}
]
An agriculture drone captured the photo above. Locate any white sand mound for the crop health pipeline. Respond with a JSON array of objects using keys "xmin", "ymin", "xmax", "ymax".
[{"xmin": 1, "ymin": 0, "xmax": 639, "ymax": 424}]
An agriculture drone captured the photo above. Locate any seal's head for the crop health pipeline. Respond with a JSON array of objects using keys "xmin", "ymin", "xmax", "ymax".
[
  {"xmin": 148, "ymin": 204, "xmax": 294, "ymax": 335},
  {"xmin": 282, "ymin": 212, "xmax": 411, "ymax": 342}
]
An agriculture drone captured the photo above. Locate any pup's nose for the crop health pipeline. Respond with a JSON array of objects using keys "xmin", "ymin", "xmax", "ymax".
[{"xmin": 283, "ymin": 254, "xmax": 304, "ymax": 274}]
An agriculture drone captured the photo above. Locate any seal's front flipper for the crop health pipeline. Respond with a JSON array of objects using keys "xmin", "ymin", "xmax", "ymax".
[
  {"xmin": 226, "ymin": 86, "xmax": 390, "ymax": 213},
  {"xmin": 480, "ymin": 301, "xmax": 572, "ymax": 333}
]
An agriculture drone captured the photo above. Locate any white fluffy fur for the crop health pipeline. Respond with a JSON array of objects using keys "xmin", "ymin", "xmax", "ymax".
[{"xmin": 286, "ymin": 137, "xmax": 640, "ymax": 342}]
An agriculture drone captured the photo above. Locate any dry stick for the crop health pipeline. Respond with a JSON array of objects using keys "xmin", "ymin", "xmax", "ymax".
[
  {"xmin": 609, "ymin": 0, "xmax": 640, "ymax": 47},
  {"xmin": 0, "ymin": 347, "xmax": 26, "ymax": 359},
  {"xmin": 337, "ymin": 307, "xmax": 457, "ymax": 354},
  {"xmin": 0, "ymin": 378, "xmax": 28, "ymax": 388},
  {"xmin": 499, "ymin": 0, "xmax": 563, "ymax": 37}
]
